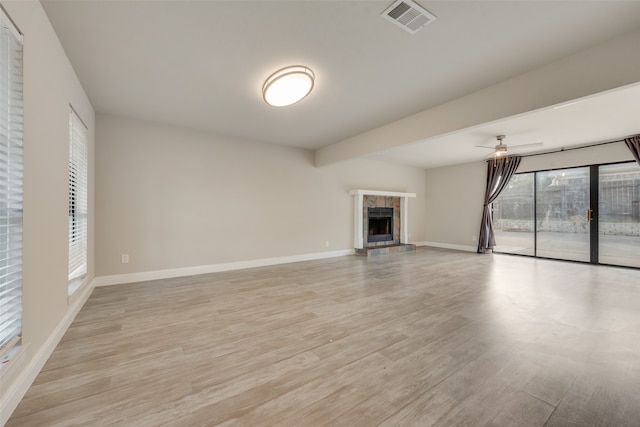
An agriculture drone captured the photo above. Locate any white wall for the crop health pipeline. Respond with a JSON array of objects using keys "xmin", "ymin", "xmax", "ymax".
[
  {"xmin": 425, "ymin": 161, "xmax": 487, "ymax": 251},
  {"xmin": 424, "ymin": 141, "xmax": 636, "ymax": 250},
  {"xmin": 0, "ymin": 1, "xmax": 95, "ymax": 424},
  {"xmin": 518, "ymin": 141, "xmax": 633, "ymax": 173},
  {"xmin": 95, "ymin": 114, "xmax": 427, "ymax": 278}
]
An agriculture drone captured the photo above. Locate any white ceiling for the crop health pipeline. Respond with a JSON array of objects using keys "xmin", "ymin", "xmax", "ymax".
[{"xmin": 41, "ymin": 0, "xmax": 640, "ymax": 167}]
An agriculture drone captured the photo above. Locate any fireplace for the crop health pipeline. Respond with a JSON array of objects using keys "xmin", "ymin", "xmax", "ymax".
[
  {"xmin": 368, "ymin": 207, "xmax": 393, "ymax": 243},
  {"xmin": 349, "ymin": 189, "xmax": 416, "ymax": 250}
]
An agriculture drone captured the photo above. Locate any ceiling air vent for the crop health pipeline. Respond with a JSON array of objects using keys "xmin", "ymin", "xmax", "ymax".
[{"xmin": 381, "ymin": 0, "xmax": 436, "ymax": 35}]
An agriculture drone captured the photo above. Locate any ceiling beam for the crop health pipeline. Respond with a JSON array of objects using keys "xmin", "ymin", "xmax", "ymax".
[{"xmin": 315, "ymin": 28, "xmax": 640, "ymax": 167}]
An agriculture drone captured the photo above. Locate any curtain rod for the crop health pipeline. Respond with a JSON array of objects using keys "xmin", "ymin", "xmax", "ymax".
[{"xmin": 519, "ymin": 137, "xmax": 627, "ymax": 158}]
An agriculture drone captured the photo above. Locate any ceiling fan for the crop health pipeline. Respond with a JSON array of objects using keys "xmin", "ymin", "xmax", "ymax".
[{"xmin": 476, "ymin": 135, "xmax": 543, "ymax": 158}]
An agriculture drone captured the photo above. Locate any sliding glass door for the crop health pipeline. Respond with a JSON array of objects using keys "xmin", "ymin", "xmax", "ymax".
[
  {"xmin": 535, "ymin": 167, "xmax": 591, "ymax": 262},
  {"xmin": 493, "ymin": 162, "xmax": 640, "ymax": 268},
  {"xmin": 599, "ymin": 163, "xmax": 640, "ymax": 268},
  {"xmin": 493, "ymin": 174, "xmax": 535, "ymax": 256}
]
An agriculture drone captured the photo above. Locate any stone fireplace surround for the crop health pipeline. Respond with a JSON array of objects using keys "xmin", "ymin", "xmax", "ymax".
[{"xmin": 349, "ymin": 190, "xmax": 416, "ymax": 251}]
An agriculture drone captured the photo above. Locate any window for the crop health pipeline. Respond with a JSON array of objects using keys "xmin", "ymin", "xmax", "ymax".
[
  {"xmin": 68, "ymin": 109, "xmax": 88, "ymax": 287},
  {"xmin": 0, "ymin": 7, "xmax": 23, "ymax": 362}
]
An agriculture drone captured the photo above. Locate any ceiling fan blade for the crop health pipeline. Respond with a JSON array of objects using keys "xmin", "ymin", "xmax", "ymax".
[
  {"xmin": 509, "ymin": 142, "xmax": 543, "ymax": 150},
  {"xmin": 475, "ymin": 145, "xmax": 495, "ymax": 149}
]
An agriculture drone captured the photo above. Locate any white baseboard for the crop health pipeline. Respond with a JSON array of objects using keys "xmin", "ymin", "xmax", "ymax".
[
  {"xmin": 1, "ymin": 277, "xmax": 96, "ymax": 426},
  {"xmin": 423, "ymin": 241, "xmax": 477, "ymax": 253},
  {"xmin": 94, "ymin": 249, "xmax": 355, "ymax": 287}
]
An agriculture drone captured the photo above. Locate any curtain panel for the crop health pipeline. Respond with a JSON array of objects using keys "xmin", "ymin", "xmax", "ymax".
[
  {"xmin": 477, "ymin": 156, "xmax": 521, "ymax": 253},
  {"xmin": 624, "ymin": 135, "xmax": 640, "ymax": 166}
]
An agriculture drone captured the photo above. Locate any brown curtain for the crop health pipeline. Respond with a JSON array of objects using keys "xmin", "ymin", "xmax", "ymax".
[
  {"xmin": 624, "ymin": 135, "xmax": 640, "ymax": 166},
  {"xmin": 477, "ymin": 156, "xmax": 521, "ymax": 253}
]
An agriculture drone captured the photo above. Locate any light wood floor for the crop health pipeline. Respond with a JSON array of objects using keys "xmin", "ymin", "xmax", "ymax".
[{"xmin": 7, "ymin": 248, "xmax": 640, "ymax": 426}]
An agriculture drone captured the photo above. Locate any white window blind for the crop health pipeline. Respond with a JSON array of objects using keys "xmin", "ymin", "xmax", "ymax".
[
  {"xmin": 68, "ymin": 109, "xmax": 87, "ymax": 282},
  {"xmin": 0, "ymin": 7, "xmax": 23, "ymax": 360}
]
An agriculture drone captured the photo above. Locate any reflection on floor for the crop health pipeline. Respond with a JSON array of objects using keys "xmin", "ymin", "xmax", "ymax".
[{"xmin": 495, "ymin": 230, "xmax": 640, "ymax": 268}]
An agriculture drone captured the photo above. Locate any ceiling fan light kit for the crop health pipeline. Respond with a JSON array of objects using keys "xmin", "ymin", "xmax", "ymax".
[
  {"xmin": 494, "ymin": 135, "xmax": 508, "ymax": 157},
  {"xmin": 494, "ymin": 146, "xmax": 507, "ymax": 157}
]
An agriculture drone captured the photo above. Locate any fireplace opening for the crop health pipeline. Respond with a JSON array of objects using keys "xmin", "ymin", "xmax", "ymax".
[{"xmin": 368, "ymin": 207, "xmax": 393, "ymax": 243}]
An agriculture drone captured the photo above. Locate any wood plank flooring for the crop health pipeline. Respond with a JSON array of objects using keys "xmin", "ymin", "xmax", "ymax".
[{"xmin": 7, "ymin": 248, "xmax": 640, "ymax": 426}]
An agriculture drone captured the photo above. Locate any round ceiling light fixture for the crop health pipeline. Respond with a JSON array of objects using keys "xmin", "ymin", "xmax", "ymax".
[{"xmin": 262, "ymin": 65, "xmax": 315, "ymax": 107}]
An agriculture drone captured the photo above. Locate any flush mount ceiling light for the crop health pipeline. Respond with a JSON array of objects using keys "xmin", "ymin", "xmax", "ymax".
[{"xmin": 262, "ymin": 66, "xmax": 315, "ymax": 107}]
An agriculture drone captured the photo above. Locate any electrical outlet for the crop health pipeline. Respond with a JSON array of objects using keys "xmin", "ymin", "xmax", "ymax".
[
  {"xmin": 325, "ymin": 241, "xmax": 330, "ymax": 247},
  {"xmin": 121, "ymin": 254, "xmax": 129, "ymax": 264},
  {"xmin": 472, "ymin": 235, "xmax": 477, "ymax": 242}
]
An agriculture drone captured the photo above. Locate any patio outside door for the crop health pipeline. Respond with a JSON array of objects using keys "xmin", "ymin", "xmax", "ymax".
[
  {"xmin": 599, "ymin": 163, "xmax": 640, "ymax": 268},
  {"xmin": 494, "ymin": 161, "xmax": 640, "ymax": 268},
  {"xmin": 535, "ymin": 167, "xmax": 591, "ymax": 262}
]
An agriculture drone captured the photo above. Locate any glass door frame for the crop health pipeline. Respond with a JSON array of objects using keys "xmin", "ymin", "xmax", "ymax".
[{"xmin": 589, "ymin": 164, "xmax": 598, "ymax": 264}]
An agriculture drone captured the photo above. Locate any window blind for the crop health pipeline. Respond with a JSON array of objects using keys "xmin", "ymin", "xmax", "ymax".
[
  {"xmin": 68, "ymin": 109, "xmax": 87, "ymax": 282},
  {"xmin": 0, "ymin": 7, "xmax": 23, "ymax": 359}
]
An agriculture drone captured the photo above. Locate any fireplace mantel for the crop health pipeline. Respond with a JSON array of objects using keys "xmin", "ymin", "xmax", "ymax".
[
  {"xmin": 349, "ymin": 190, "xmax": 416, "ymax": 198},
  {"xmin": 349, "ymin": 190, "xmax": 416, "ymax": 249}
]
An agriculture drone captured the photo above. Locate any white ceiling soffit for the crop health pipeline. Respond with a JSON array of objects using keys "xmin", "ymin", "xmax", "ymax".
[
  {"xmin": 366, "ymin": 82, "xmax": 640, "ymax": 170},
  {"xmin": 381, "ymin": 0, "xmax": 436, "ymax": 34}
]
